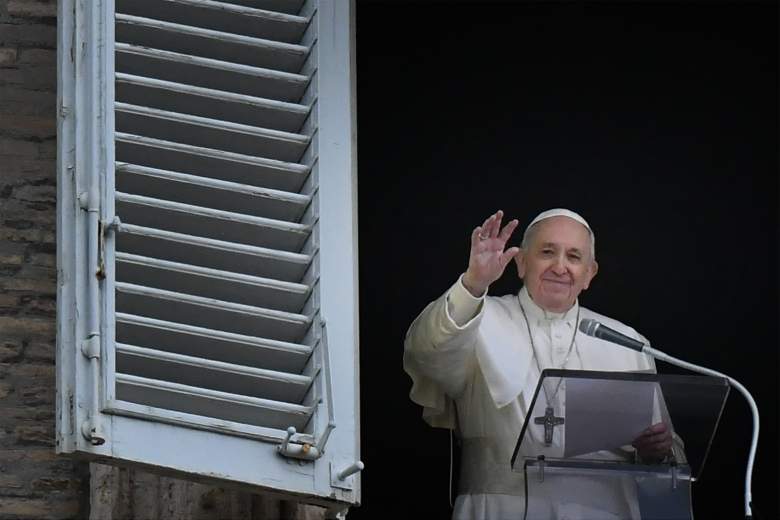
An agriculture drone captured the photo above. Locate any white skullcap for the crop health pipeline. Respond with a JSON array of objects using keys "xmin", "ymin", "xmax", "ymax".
[
  {"xmin": 522, "ymin": 208, "xmax": 596, "ymax": 257},
  {"xmin": 526, "ymin": 208, "xmax": 592, "ymax": 234}
]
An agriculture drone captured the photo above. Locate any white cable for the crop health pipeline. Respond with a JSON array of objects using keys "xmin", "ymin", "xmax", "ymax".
[{"xmin": 644, "ymin": 345, "xmax": 759, "ymax": 519}]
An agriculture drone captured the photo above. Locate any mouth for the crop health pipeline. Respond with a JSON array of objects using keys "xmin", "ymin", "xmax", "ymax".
[{"xmin": 541, "ymin": 278, "xmax": 571, "ymax": 286}]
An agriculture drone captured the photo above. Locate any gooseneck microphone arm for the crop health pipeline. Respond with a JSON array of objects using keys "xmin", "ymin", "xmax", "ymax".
[{"xmin": 578, "ymin": 319, "xmax": 759, "ymax": 520}]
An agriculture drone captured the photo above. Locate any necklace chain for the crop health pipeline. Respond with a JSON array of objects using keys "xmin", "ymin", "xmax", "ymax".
[{"xmin": 518, "ymin": 296, "xmax": 580, "ymax": 409}]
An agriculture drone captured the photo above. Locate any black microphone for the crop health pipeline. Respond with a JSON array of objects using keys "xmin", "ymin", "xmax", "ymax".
[{"xmin": 578, "ymin": 318, "xmax": 646, "ymax": 352}]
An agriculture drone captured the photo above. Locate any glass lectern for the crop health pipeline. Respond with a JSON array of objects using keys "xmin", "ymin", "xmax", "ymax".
[{"xmin": 511, "ymin": 369, "xmax": 730, "ymax": 520}]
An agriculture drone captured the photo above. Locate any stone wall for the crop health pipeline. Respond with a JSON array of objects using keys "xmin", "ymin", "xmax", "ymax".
[
  {"xmin": 0, "ymin": 0, "xmax": 87, "ymax": 518},
  {"xmin": 0, "ymin": 2, "xmax": 328, "ymax": 518}
]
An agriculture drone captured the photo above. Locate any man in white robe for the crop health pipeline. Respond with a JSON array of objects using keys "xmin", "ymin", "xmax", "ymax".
[{"xmin": 403, "ymin": 208, "xmax": 672, "ymax": 520}]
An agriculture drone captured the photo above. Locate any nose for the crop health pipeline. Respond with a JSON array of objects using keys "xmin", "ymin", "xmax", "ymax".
[{"xmin": 552, "ymin": 255, "xmax": 568, "ymax": 275}]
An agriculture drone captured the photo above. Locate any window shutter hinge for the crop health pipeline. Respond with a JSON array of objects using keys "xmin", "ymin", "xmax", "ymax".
[
  {"xmin": 77, "ymin": 187, "xmax": 99, "ymax": 212},
  {"xmin": 80, "ymin": 334, "xmax": 100, "ymax": 359},
  {"xmin": 80, "ymin": 333, "xmax": 105, "ymax": 446},
  {"xmin": 102, "ymin": 216, "xmax": 121, "ymax": 232},
  {"xmin": 81, "ymin": 415, "xmax": 105, "ymax": 446}
]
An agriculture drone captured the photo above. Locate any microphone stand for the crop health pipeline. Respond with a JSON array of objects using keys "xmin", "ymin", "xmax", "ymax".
[{"xmin": 642, "ymin": 345, "xmax": 759, "ymax": 520}]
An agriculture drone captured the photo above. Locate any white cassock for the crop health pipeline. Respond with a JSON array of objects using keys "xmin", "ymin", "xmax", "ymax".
[{"xmin": 403, "ymin": 276, "xmax": 656, "ymax": 520}]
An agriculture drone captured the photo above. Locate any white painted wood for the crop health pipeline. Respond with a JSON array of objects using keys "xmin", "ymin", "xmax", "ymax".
[
  {"xmin": 310, "ymin": 0, "xmax": 362, "ymax": 504},
  {"xmin": 115, "ymin": 74, "xmax": 310, "ymax": 132},
  {"xmin": 116, "ymin": 0, "xmax": 310, "ymax": 43},
  {"xmin": 115, "ymin": 43, "xmax": 310, "ymax": 101},
  {"xmin": 103, "ymin": 400, "xmax": 314, "ymax": 443},
  {"xmin": 115, "ymin": 133, "xmax": 310, "ymax": 192},
  {"xmin": 223, "ymin": 0, "xmax": 307, "ymax": 16},
  {"xmin": 115, "ymin": 191, "xmax": 311, "ymax": 252},
  {"xmin": 115, "ymin": 282, "xmax": 311, "ymax": 342},
  {"xmin": 115, "ymin": 102, "xmax": 310, "ymax": 161},
  {"xmin": 115, "ymin": 13, "xmax": 309, "ymax": 73},
  {"xmin": 56, "ymin": 0, "xmax": 81, "ymax": 455},
  {"xmin": 115, "ymin": 163, "xmax": 311, "ymax": 221},
  {"xmin": 116, "ymin": 343, "xmax": 313, "ymax": 402},
  {"xmin": 116, "ymin": 224, "xmax": 312, "ymax": 282},
  {"xmin": 115, "ymin": 374, "xmax": 314, "ymax": 430},
  {"xmin": 115, "ymin": 252, "xmax": 311, "ymax": 311},
  {"xmin": 116, "ymin": 313, "xmax": 313, "ymax": 373}
]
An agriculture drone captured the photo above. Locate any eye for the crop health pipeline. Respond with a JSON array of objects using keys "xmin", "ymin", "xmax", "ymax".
[
  {"xmin": 568, "ymin": 253, "xmax": 582, "ymax": 262},
  {"xmin": 541, "ymin": 248, "xmax": 554, "ymax": 256}
]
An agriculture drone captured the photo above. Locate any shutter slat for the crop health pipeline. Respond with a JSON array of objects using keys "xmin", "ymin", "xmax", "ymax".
[
  {"xmin": 116, "ymin": 163, "xmax": 309, "ymax": 222},
  {"xmin": 109, "ymin": 0, "xmax": 321, "ymax": 435},
  {"xmin": 219, "ymin": 0, "xmax": 306, "ymax": 16},
  {"xmin": 116, "ymin": 0, "xmax": 309, "ymax": 43},
  {"xmin": 115, "ymin": 43, "xmax": 310, "ymax": 101},
  {"xmin": 116, "ymin": 373, "xmax": 314, "ymax": 430},
  {"xmin": 116, "ymin": 73, "xmax": 309, "ymax": 132},
  {"xmin": 116, "ymin": 313, "xmax": 312, "ymax": 373},
  {"xmin": 115, "ymin": 102, "xmax": 309, "ymax": 161},
  {"xmin": 116, "ymin": 252, "xmax": 310, "ymax": 312},
  {"xmin": 116, "ymin": 192, "xmax": 310, "ymax": 252},
  {"xmin": 117, "ymin": 224, "xmax": 311, "ymax": 282},
  {"xmin": 116, "ymin": 282, "xmax": 311, "ymax": 343},
  {"xmin": 116, "ymin": 132, "xmax": 310, "ymax": 192},
  {"xmin": 116, "ymin": 13, "xmax": 309, "ymax": 73},
  {"xmin": 117, "ymin": 343, "xmax": 312, "ymax": 402}
]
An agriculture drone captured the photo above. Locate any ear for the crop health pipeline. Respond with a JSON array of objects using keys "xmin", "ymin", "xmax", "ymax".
[
  {"xmin": 583, "ymin": 259, "xmax": 599, "ymax": 290},
  {"xmin": 514, "ymin": 249, "xmax": 527, "ymax": 279}
]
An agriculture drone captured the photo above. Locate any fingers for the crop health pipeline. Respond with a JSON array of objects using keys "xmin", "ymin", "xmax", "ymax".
[
  {"xmin": 492, "ymin": 210, "xmax": 503, "ymax": 238},
  {"xmin": 479, "ymin": 210, "xmax": 503, "ymax": 239},
  {"xmin": 478, "ymin": 210, "xmax": 515, "ymax": 239},
  {"xmin": 470, "ymin": 226, "xmax": 482, "ymax": 248},
  {"xmin": 474, "ymin": 211, "xmax": 519, "ymax": 251},
  {"xmin": 499, "ymin": 247, "xmax": 521, "ymax": 268},
  {"xmin": 634, "ymin": 433, "xmax": 672, "ymax": 449},
  {"xmin": 646, "ymin": 422, "xmax": 668, "ymax": 434},
  {"xmin": 480, "ymin": 213, "xmax": 495, "ymax": 237},
  {"xmin": 632, "ymin": 423, "xmax": 673, "ymax": 458},
  {"xmin": 634, "ymin": 423, "xmax": 667, "ymax": 440},
  {"xmin": 498, "ymin": 219, "xmax": 519, "ymax": 243}
]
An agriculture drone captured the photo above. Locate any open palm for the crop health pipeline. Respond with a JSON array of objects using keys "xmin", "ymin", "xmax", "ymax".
[{"xmin": 463, "ymin": 210, "xmax": 520, "ymax": 297}]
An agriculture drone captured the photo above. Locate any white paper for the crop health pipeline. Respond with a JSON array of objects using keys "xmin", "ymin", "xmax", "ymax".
[{"xmin": 563, "ymin": 378, "xmax": 656, "ymax": 458}]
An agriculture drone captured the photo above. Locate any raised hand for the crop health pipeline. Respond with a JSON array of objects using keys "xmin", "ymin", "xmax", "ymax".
[{"xmin": 462, "ymin": 210, "xmax": 520, "ymax": 297}]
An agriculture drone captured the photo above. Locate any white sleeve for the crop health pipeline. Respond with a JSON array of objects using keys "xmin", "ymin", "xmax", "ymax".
[
  {"xmin": 447, "ymin": 274, "xmax": 486, "ymax": 326},
  {"xmin": 402, "ymin": 276, "xmax": 487, "ymax": 428}
]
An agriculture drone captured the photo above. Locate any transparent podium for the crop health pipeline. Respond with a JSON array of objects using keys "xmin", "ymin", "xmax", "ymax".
[{"xmin": 511, "ymin": 369, "xmax": 730, "ymax": 520}]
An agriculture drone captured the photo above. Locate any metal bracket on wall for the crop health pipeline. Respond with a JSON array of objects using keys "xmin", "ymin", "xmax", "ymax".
[{"xmin": 329, "ymin": 459, "xmax": 364, "ymax": 491}]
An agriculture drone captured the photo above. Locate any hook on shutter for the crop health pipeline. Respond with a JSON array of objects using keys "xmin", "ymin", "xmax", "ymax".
[{"xmin": 277, "ymin": 318, "xmax": 336, "ymax": 461}]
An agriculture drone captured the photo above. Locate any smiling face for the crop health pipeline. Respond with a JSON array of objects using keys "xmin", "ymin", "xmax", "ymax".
[{"xmin": 514, "ymin": 216, "xmax": 598, "ymax": 313}]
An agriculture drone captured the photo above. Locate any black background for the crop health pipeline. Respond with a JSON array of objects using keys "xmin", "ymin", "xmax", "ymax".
[{"xmin": 353, "ymin": 1, "xmax": 778, "ymax": 518}]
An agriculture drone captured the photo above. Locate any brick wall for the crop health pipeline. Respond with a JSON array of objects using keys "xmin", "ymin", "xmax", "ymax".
[
  {"xmin": 0, "ymin": 1, "xmax": 328, "ymax": 518},
  {"xmin": 0, "ymin": 0, "xmax": 87, "ymax": 518}
]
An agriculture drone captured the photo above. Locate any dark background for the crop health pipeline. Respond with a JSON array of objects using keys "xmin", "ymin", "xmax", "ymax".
[{"xmin": 354, "ymin": 1, "xmax": 778, "ymax": 518}]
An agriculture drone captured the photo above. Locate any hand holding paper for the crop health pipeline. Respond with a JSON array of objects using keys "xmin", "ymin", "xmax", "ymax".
[{"xmin": 632, "ymin": 422, "xmax": 673, "ymax": 463}]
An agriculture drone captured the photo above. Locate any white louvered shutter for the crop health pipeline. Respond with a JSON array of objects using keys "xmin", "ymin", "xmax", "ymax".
[{"xmin": 56, "ymin": 0, "xmax": 360, "ymax": 509}]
